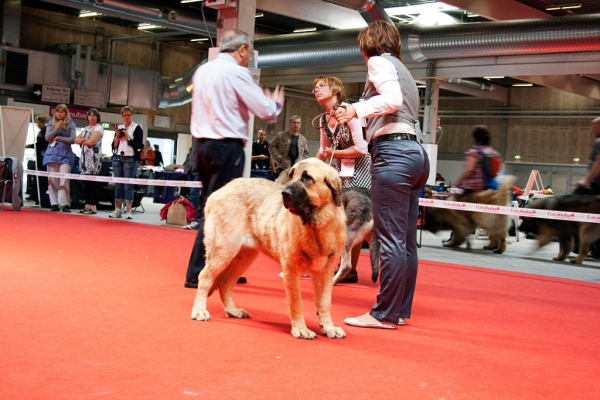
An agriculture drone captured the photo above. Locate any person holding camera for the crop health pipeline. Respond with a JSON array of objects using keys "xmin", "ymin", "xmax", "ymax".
[{"xmin": 110, "ymin": 106, "xmax": 143, "ymax": 219}]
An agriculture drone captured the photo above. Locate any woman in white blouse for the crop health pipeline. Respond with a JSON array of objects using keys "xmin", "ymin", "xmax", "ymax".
[{"xmin": 334, "ymin": 21, "xmax": 430, "ymax": 329}]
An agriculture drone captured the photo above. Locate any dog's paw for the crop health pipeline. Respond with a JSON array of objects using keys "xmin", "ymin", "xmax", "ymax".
[
  {"xmin": 322, "ymin": 326, "xmax": 346, "ymax": 339},
  {"xmin": 191, "ymin": 308, "xmax": 211, "ymax": 321},
  {"xmin": 569, "ymin": 257, "xmax": 583, "ymax": 264},
  {"xmin": 291, "ymin": 327, "xmax": 317, "ymax": 340},
  {"xmin": 225, "ymin": 307, "xmax": 249, "ymax": 318},
  {"xmin": 553, "ymin": 256, "xmax": 566, "ymax": 261}
]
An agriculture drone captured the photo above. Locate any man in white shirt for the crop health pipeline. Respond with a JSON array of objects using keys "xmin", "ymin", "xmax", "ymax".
[{"xmin": 184, "ymin": 29, "xmax": 285, "ymax": 289}]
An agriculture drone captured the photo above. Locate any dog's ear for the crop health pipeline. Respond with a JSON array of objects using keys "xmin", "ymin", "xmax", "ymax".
[{"xmin": 325, "ymin": 168, "xmax": 342, "ymax": 206}]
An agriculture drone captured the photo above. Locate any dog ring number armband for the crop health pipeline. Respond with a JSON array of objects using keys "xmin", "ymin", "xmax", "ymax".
[{"xmin": 340, "ymin": 158, "xmax": 355, "ymax": 177}]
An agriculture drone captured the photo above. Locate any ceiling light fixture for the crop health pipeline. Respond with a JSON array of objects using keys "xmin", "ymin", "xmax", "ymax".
[
  {"xmin": 293, "ymin": 27, "xmax": 317, "ymax": 33},
  {"xmin": 79, "ymin": 11, "xmax": 101, "ymax": 17},
  {"xmin": 385, "ymin": 2, "xmax": 459, "ymax": 16},
  {"xmin": 138, "ymin": 23, "xmax": 162, "ymax": 30},
  {"xmin": 255, "ymin": 13, "xmax": 264, "ymax": 18},
  {"xmin": 191, "ymin": 38, "xmax": 209, "ymax": 42},
  {"xmin": 545, "ymin": 3, "xmax": 581, "ymax": 11},
  {"xmin": 484, "ymin": 76, "xmax": 505, "ymax": 79},
  {"xmin": 467, "ymin": 13, "xmax": 479, "ymax": 18},
  {"xmin": 512, "ymin": 83, "xmax": 533, "ymax": 87},
  {"xmin": 181, "ymin": 0, "xmax": 204, "ymax": 3}
]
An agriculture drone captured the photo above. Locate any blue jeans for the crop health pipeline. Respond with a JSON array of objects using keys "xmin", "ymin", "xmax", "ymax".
[
  {"xmin": 369, "ymin": 139, "xmax": 430, "ymax": 323},
  {"xmin": 112, "ymin": 155, "xmax": 135, "ymax": 202}
]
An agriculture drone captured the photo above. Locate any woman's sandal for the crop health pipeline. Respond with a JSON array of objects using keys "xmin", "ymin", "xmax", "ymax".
[
  {"xmin": 83, "ymin": 210, "xmax": 97, "ymax": 215},
  {"xmin": 78, "ymin": 208, "xmax": 90, "ymax": 214}
]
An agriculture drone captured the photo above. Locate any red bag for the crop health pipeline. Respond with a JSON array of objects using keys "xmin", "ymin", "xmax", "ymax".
[{"xmin": 159, "ymin": 196, "xmax": 196, "ymax": 222}]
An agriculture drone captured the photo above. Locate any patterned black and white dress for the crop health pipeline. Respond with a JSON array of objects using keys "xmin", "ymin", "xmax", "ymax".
[{"xmin": 320, "ymin": 115, "xmax": 371, "ymax": 189}]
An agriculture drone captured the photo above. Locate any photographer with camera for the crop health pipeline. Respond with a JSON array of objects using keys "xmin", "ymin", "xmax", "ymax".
[{"xmin": 110, "ymin": 106, "xmax": 143, "ymax": 219}]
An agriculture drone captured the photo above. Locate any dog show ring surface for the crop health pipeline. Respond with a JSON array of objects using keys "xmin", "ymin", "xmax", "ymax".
[{"xmin": 1, "ymin": 209, "xmax": 600, "ymax": 399}]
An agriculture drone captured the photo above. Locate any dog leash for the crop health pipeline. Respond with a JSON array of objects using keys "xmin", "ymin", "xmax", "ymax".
[{"xmin": 311, "ymin": 104, "xmax": 347, "ymax": 166}]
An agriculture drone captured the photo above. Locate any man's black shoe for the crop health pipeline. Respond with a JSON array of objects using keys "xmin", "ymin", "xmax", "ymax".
[
  {"xmin": 184, "ymin": 280, "xmax": 198, "ymax": 288},
  {"xmin": 51, "ymin": 205, "xmax": 60, "ymax": 212},
  {"xmin": 185, "ymin": 277, "xmax": 247, "ymax": 288}
]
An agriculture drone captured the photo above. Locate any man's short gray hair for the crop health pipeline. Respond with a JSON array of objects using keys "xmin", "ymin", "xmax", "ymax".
[{"xmin": 219, "ymin": 30, "xmax": 251, "ymax": 53}]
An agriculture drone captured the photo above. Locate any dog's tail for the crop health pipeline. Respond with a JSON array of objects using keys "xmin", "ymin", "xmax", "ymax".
[
  {"xmin": 370, "ymin": 238, "xmax": 380, "ymax": 283},
  {"xmin": 495, "ymin": 174, "xmax": 517, "ymax": 205}
]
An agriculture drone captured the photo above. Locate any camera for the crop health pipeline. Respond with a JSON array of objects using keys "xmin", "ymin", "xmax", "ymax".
[{"xmin": 117, "ymin": 129, "xmax": 126, "ymax": 138}]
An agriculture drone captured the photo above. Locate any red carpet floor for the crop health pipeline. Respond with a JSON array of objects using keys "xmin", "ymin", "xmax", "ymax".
[{"xmin": 1, "ymin": 209, "xmax": 600, "ymax": 399}]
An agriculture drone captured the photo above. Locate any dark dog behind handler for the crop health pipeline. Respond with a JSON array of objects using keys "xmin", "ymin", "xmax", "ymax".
[{"xmin": 334, "ymin": 20, "xmax": 430, "ymax": 329}]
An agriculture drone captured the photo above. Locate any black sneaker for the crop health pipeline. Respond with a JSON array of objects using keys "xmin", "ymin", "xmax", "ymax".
[
  {"xmin": 184, "ymin": 279, "xmax": 198, "ymax": 288},
  {"xmin": 62, "ymin": 207, "xmax": 71, "ymax": 213},
  {"xmin": 51, "ymin": 205, "xmax": 60, "ymax": 212},
  {"xmin": 185, "ymin": 277, "xmax": 247, "ymax": 287}
]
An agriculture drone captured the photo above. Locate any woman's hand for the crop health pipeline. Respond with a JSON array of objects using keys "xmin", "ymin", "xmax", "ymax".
[
  {"xmin": 322, "ymin": 147, "xmax": 334, "ymax": 159},
  {"xmin": 332, "ymin": 105, "xmax": 356, "ymax": 124},
  {"xmin": 55, "ymin": 120, "xmax": 64, "ymax": 129}
]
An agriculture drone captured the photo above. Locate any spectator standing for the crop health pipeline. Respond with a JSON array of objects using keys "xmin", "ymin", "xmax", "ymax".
[
  {"xmin": 109, "ymin": 106, "xmax": 143, "ymax": 220},
  {"xmin": 153, "ymin": 144, "xmax": 164, "ymax": 167},
  {"xmin": 269, "ymin": 116, "xmax": 310, "ymax": 176},
  {"xmin": 75, "ymin": 108, "xmax": 104, "ymax": 214},
  {"xmin": 140, "ymin": 140, "xmax": 155, "ymax": 166},
  {"xmin": 251, "ymin": 128, "xmax": 276, "ymax": 179},
  {"xmin": 25, "ymin": 115, "xmax": 50, "ymax": 203},
  {"xmin": 44, "ymin": 104, "xmax": 76, "ymax": 213},
  {"xmin": 184, "ymin": 29, "xmax": 284, "ymax": 288}
]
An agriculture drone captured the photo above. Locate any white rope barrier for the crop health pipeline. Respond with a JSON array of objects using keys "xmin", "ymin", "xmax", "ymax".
[
  {"xmin": 24, "ymin": 169, "xmax": 600, "ymax": 223},
  {"xmin": 24, "ymin": 169, "xmax": 202, "ymax": 188},
  {"xmin": 419, "ymin": 197, "xmax": 600, "ymax": 223}
]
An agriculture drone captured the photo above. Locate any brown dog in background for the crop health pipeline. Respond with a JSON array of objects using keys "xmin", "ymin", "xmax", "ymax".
[
  {"xmin": 423, "ymin": 175, "xmax": 515, "ymax": 253},
  {"xmin": 191, "ymin": 158, "xmax": 347, "ymax": 339}
]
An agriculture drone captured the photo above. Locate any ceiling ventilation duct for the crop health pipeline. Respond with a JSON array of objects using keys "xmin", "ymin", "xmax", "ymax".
[
  {"xmin": 255, "ymin": 14, "xmax": 600, "ymax": 68},
  {"xmin": 41, "ymin": 0, "xmax": 216, "ymax": 36},
  {"xmin": 323, "ymin": 0, "xmax": 392, "ymax": 23}
]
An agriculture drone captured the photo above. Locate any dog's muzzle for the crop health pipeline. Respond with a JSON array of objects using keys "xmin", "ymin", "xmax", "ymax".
[{"xmin": 282, "ymin": 184, "xmax": 314, "ymax": 225}]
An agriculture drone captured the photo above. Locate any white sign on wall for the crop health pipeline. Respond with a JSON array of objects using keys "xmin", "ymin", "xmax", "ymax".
[
  {"xmin": 154, "ymin": 115, "xmax": 171, "ymax": 129},
  {"xmin": 42, "ymin": 85, "xmax": 70, "ymax": 104}
]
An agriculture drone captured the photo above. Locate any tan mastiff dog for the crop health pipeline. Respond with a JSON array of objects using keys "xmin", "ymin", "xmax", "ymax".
[{"xmin": 191, "ymin": 158, "xmax": 347, "ymax": 339}]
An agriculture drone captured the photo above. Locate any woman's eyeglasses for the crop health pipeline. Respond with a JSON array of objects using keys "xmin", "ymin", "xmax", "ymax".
[{"xmin": 312, "ymin": 83, "xmax": 328, "ymax": 94}]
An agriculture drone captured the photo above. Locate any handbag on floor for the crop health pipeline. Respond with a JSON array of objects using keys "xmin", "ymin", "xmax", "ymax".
[{"xmin": 161, "ymin": 196, "xmax": 195, "ymax": 226}]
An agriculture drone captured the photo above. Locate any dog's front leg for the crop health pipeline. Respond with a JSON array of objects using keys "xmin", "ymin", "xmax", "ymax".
[
  {"xmin": 281, "ymin": 265, "xmax": 315, "ymax": 339},
  {"xmin": 313, "ymin": 265, "xmax": 346, "ymax": 339},
  {"xmin": 191, "ymin": 270, "xmax": 213, "ymax": 321}
]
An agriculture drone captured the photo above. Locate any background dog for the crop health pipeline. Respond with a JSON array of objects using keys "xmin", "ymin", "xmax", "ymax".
[
  {"xmin": 519, "ymin": 195, "xmax": 600, "ymax": 264},
  {"xmin": 423, "ymin": 175, "xmax": 515, "ymax": 253},
  {"xmin": 191, "ymin": 158, "xmax": 347, "ymax": 339},
  {"xmin": 277, "ymin": 168, "xmax": 378, "ymax": 285}
]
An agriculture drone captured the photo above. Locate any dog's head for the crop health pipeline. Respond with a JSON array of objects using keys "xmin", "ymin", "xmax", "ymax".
[{"xmin": 281, "ymin": 158, "xmax": 342, "ymax": 225}]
